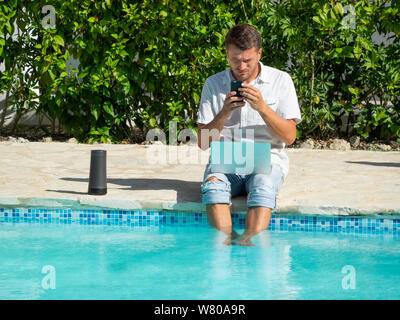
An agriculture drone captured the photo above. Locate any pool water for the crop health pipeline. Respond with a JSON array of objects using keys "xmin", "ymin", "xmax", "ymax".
[{"xmin": 1, "ymin": 222, "xmax": 400, "ymax": 300}]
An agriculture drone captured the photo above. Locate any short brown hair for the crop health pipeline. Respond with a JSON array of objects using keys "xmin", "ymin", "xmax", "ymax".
[{"xmin": 225, "ymin": 24, "xmax": 262, "ymax": 51}]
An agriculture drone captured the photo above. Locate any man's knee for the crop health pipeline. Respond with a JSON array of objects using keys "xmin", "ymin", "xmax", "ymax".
[
  {"xmin": 201, "ymin": 176, "xmax": 231, "ymax": 205},
  {"xmin": 202, "ymin": 176, "xmax": 229, "ymax": 189},
  {"xmin": 205, "ymin": 176, "xmax": 223, "ymax": 182}
]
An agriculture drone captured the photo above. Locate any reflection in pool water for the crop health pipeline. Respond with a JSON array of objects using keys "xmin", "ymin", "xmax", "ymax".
[{"xmin": 0, "ymin": 222, "xmax": 399, "ymax": 299}]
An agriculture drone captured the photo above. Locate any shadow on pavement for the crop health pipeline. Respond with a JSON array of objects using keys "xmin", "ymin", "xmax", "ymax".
[
  {"xmin": 46, "ymin": 177, "xmax": 202, "ymax": 202},
  {"xmin": 346, "ymin": 161, "xmax": 400, "ymax": 168}
]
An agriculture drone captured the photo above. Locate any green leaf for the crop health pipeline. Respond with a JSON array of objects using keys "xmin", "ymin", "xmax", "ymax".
[
  {"xmin": 64, "ymin": 50, "xmax": 70, "ymax": 61},
  {"xmin": 122, "ymin": 80, "xmax": 130, "ymax": 95},
  {"xmin": 335, "ymin": 2, "xmax": 344, "ymax": 15},
  {"xmin": 192, "ymin": 92, "xmax": 200, "ymax": 105},
  {"xmin": 312, "ymin": 16, "xmax": 322, "ymax": 25},
  {"xmin": 78, "ymin": 72, "xmax": 88, "ymax": 79},
  {"xmin": 103, "ymin": 102, "xmax": 115, "ymax": 117},
  {"xmin": 59, "ymin": 84, "xmax": 66, "ymax": 95},
  {"xmin": 48, "ymin": 69, "xmax": 55, "ymax": 81},
  {"xmin": 149, "ymin": 117, "xmax": 156, "ymax": 127},
  {"xmin": 119, "ymin": 50, "xmax": 129, "ymax": 57},
  {"xmin": 54, "ymin": 35, "xmax": 65, "ymax": 47},
  {"xmin": 159, "ymin": 11, "xmax": 168, "ymax": 18},
  {"xmin": 91, "ymin": 106, "xmax": 100, "ymax": 121},
  {"xmin": 6, "ymin": 22, "xmax": 12, "ymax": 34},
  {"xmin": 348, "ymin": 87, "xmax": 357, "ymax": 95}
]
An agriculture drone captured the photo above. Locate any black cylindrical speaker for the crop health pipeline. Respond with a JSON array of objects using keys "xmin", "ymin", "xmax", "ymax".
[{"xmin": 88, "ymin": 149, "xmax": 107, "ymax": 195}]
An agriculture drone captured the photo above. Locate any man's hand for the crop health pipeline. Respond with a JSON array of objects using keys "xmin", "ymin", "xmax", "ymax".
[
  {"xmin": 197, "ymin": 91, "xmax": 245, "ymax": 150},
  {"xmin": 239, "ymin": 83, "xmax": 297, "ymax": 145},
  {"xmin": 222, "ymin": 91, "xmax": 246, "ymax": 115},
  {"xmin": 238, "ymin": 83, "xmax": 266, "ymax": 112}
]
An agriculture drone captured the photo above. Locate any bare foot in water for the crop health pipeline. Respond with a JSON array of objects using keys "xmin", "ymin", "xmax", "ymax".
[
  {"xmin": 233, "ymin": 236, "xmax": 255, "ymax": 247},
  {"xmin": 236, "ymin": 239, "xmax": 255, "ymax": 247},
  {"xmin": 230, "ymin": 233, "xmax": 256, "ymax": 247},
  {"xmin": 223, "ymin": 230, "xmax": 241, "ymax": 245}
]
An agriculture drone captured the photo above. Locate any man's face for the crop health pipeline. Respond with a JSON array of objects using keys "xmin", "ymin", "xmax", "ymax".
[{"xmin": 226, "ymin": 45, "xmax": 262, "ymax": 82}]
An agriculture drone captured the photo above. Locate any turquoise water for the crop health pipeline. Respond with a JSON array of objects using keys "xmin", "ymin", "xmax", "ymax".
[{"xmin": 1, "ymin": 222, "xmax": 400, "ymax": 300}]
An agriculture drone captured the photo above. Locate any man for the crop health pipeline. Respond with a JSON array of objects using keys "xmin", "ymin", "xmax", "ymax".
[{"xmin": 197, "ymin": 24, "xmax": 302, "ymax": 246}]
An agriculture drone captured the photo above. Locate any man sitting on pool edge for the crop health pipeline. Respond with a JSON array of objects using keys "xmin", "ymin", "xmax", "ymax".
[{"xmin": 197, "ymin": 24, "xmax": 302, "ymax": 246}]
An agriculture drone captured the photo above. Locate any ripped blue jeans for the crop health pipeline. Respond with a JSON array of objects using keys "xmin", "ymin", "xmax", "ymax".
[{"xmin": 201, "ymin": 163, "xmax": 285, "ymax": 209}]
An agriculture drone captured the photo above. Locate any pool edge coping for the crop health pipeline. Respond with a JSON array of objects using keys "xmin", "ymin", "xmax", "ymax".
[{"xmin": 1, "ymin": 196, "xmax": 400, "ymax": 218}]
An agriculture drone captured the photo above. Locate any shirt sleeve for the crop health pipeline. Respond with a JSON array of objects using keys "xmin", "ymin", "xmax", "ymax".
[
  {"xmin": 197, "ymin": 79, "xmax": 214, "ymax": 125},
  {"xmin": 277, "ymin": 73, "xmax": 302, "ymax": 125}
]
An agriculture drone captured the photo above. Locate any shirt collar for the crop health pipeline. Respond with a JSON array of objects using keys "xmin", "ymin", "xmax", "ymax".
[{"xmin": 222, "ymin": 61, "xmax": 270, "ymax": 87}]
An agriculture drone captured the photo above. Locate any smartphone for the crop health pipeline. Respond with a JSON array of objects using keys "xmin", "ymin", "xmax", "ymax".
[{"xmin": 231, "ymin": 80, "xmax": 243, "ymax": 100}]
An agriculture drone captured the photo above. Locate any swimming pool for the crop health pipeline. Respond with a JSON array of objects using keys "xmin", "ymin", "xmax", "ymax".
[{"xmin": 1, "ymin": 208, "xmax": 400, "ymax": 300}]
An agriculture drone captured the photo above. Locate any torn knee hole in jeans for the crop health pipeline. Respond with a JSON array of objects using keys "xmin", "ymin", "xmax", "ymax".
[{"xmin": 201, "ymin": 178, "xmax": 230, "ymax": 193}]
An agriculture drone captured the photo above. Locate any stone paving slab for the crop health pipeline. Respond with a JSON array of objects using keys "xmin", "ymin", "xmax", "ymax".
[{"xmin": 0, "ymin": 141, "xmax": 399, "ymax": 216}]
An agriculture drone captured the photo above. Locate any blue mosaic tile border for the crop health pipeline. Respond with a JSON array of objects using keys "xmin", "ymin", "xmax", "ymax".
[
  {"xmin": 1, "ymin": 208, "xmax": 400, "ymax": 235},
  {"xmin": 268, "ymin": 215, "xmax": 400, "ymax": 235},
  {"xmin": 0, "ymin": 208, "xmax": 208, "ymax": 227}
]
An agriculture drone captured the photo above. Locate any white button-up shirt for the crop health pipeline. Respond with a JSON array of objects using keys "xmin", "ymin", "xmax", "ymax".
[{"xmin": 197, "ymin": 61, "xmax": 302, "ymax": 179}]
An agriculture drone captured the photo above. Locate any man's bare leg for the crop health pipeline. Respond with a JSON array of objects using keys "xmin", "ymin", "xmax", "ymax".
[
  {"xmin": 204, "ymin": 176, "xmax": 240, "ymax": 244},
  {"xmin": 206, "ymin": 203, "xmax": 240, "ymax": 245},
  {"xmin": 233, "ymin": 206, "xmax": 271, "ymax": 246},
  {"xmin": 206, "ymin": 203, "xmax": 231, "ymax": 229}
]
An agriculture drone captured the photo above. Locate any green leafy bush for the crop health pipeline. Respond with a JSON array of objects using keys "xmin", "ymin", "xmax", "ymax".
[
  {"xmin": 255, "ymin": 0, "xmax": 400, "ymax": 142},
  {"xmin": 1, "ymin": 0, "xmax": 399, "ymax": 143}
]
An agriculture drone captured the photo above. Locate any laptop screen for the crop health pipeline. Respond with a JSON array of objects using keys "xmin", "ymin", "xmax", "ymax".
[{"xmin": 210, "ymin": 141, "xmax": 271, "ymax": 175}]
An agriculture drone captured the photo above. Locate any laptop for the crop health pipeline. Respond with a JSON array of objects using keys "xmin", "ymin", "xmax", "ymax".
[{"xmin": 210, "ymin": 141, "xmax": 271, "ymax": 175}]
